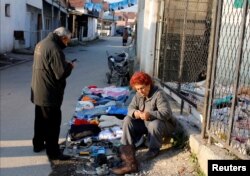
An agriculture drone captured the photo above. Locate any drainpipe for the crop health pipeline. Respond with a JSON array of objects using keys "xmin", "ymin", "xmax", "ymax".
[
  {"xmin": 72, "ymin": 14, "xmax": 76, "ymax": 37},
  {"xmin": 52, "ymin": 0, "xmax": 54, "ymax": 29},
  {"xmin": 66, "ymin": 0, "xmax": 69, "ymax": 29},
  {"xmin": 153, "ymin": 0, "xmax": 164, "ymax": 77},
  {"xmin": 58, "ymin": 1, "xmax": 61, "ymax": 26},
  {"xmin": 41, "ymin": 1, "xmax": 45, "ymax": 39}
]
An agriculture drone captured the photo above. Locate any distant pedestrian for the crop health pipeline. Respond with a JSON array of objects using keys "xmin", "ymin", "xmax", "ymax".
[
  {"xmin": 129, "ymin": 30, "xmax": 135, "ymax": 45},
  {"xmin": 31, "ymin": 27, "xmax": 74, "ymax": 161},
  {"xmin": 122, "ymin": 27, "xmax": 129, "ymax": 46}
]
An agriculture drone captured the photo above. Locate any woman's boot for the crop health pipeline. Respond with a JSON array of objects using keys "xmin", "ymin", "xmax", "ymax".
[{"xmin": 111, "ymin": 145, "xmax": 138, "ymax": 175}]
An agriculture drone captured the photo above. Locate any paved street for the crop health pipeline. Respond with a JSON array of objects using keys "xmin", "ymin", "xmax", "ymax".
[{"xmin": 0, "ymin": 36, "xmax": 129, "ymax": 176}]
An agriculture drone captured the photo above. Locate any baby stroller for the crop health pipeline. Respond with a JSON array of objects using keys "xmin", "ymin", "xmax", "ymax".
[{"xmin": 106, "ymin": 51, "xmax": 130, "ymax": 86}]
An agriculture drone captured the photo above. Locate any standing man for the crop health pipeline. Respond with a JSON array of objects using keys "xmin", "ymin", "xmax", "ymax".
[{"xmin": 31, "ymin": 27, "xmax": 74, "ymax": 160}]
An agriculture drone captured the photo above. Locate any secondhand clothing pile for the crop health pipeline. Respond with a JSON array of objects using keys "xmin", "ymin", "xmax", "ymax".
[{"xmin": 64, "ymin": 85, "xmax": 130, "ymax": 158}]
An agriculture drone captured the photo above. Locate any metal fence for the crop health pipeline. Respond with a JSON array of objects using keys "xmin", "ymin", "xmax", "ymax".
[
  {"xmin": 205, "ymin": 0, "xmax": 250, "ymax": 160},
  {"xmin": 158, "ymin": 0, "xmax": 212, "ymax": 83},
  {"xmin": 156, "ymin": 0, "xmax": 249, "ymax": 159},
  {"xmin": 156, "ymin": 0, "xmax": 212, "ymax": 110}
]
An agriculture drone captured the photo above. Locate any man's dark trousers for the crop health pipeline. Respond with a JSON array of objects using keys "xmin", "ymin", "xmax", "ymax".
[{"xmin": 33, "ymin": 105, "xmax": 61, "ymax": 158}]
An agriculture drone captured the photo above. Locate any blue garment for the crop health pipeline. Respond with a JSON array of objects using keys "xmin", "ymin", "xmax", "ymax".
[
  {"xmin": 107, "ymin": 105, "xmax": 128, "ymax": 115},
  {"xmin": 96, "ymin": 98, "xmax": 112, "ymax": 105},
  {"xmin": 96, "ymin": 95, "xmax": 128, "ymax": 105},
  {"xmin": 213, "ymin": 95, "xmax": 233, "ymax": 107},
  {"xmin": 75, "ymin": 106, "xmax": 108, "ymax": 120},
  {"xmin": 106, "ymin": 95, "xmax": 128, "ymax": 102}
]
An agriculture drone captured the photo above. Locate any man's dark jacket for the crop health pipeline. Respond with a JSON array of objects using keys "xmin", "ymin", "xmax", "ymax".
[{"xmin": 31, "ymin": 32, "xmax": 72, "ymax": 107}]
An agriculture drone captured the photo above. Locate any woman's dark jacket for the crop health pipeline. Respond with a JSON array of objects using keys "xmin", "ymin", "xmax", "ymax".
[{"xmin": 31, "ymin": 32, "xmax": 72, "ymax": 107}]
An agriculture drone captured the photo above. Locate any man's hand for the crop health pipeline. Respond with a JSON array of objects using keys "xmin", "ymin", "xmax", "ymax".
[
  {"xmin": 66, "ymin": 60, "xmax": 75, "ymax": 69},
  {"xmin": 69, "ymin": 62, "xmax": 75, "ymax": 68}
]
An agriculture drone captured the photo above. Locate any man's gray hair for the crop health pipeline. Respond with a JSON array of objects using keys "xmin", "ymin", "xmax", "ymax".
[{"xmin": 53, "ymin": 27, "xmax": 71, "ymax": 38}]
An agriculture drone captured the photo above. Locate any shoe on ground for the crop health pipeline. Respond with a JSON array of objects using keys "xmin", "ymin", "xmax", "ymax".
[
  {"xmin": 48, "ymin": 154, "xmax": 71, "ymax": 161},
  {"xmin": 33, "ymin": 145, "xmax": 45, "ymax": 153},
  {"xmin": 141, "ymin": 149, "xmax": 159, "ymax": 161}
]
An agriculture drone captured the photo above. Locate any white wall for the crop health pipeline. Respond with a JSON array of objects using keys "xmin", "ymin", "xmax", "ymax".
[
  {"xmin": 111, "ymin": 22, "xmax": 116, "ymax": 36},
  {"xmin": 136, "ymin": 0, "xmax": 159, "ymax": 75},
  {"xmin": 86, "ymin": 17, "xmax": 98, "ymax": 41},
  {"xmin": 0, "ymin": 0, "xmax": 42, "ymax": 53},
  {"xmin": 0, "ymin": 0, "xmax": 20, "ymax": 52}
]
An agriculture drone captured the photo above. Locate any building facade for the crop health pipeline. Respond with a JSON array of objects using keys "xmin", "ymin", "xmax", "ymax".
[
  {"xmin": 0, "ymin": 0, "xmax": 42, "ymax": 52},
  {"xmin": 0, "ymin": 0, "xmax": 68, "ymax": 53}
]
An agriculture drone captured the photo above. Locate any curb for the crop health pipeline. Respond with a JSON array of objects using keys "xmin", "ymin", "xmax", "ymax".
[
  {"xmin": 189, "ymin": 134, "xmax": 235, "ymax": 175},
  {"xmin": 175, "ymin": 115, "xmax": 235, "ymax": 175},
  {"xmin": 0, "ymin": 59, "xmax": 32, "ymax": 71}
]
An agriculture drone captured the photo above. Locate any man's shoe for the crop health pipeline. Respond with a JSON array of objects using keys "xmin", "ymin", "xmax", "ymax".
[
  {"xmin": 33, "ymin": 146, "xmax": 45, "ymax": 153},
  {"xmin": 141, "ymin": 149, "xmax": 159, "ymax": 161},
  {"xmin": 49, "ymin": 154, "xmax": 71, "ymax": 161}
]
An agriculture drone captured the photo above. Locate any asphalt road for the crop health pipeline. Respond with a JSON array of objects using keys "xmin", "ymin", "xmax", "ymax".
[{"xmin": 0, "ymin": 36, "xmax": 130, "ymax": 176}]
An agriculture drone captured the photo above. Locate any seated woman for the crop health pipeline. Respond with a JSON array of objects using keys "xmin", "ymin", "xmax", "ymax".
[{"xmin": 112, "ymin": 71, "xmax": 176, "ymax": 175}]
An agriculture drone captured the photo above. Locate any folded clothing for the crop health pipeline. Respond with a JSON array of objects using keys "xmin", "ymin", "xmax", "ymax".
[
  {"xmin": 111, "ymin": 126, "xmax": 123, "ymax": 138},
  {"xmin": 73, "ymin": 118, "xmax": 99, "ymax": 126},
  {"xmin": 69, "ymin": 124, "xmax": 101, "ymax": 141},
  {"xmin": 98, "ymin": 126, "xmax": 123, "ymax": 140}
]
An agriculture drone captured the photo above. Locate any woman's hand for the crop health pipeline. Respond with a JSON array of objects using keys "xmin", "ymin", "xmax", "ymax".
[
  {"xmin": 140, "ymin": 111, "xmax": 151, "ymax": 121},
  {"xmin": 134, "ymin": 110, "xmax": 150, "ymax": 121},
  {"xmin": 134, "ymin": 110, "xmax": 142, "ymax": 119}
]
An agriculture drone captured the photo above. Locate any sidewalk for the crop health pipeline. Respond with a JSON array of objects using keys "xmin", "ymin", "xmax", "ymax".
[{"xmin": 0, "ymin": 49, "xmax": 33, "ymax": 70}]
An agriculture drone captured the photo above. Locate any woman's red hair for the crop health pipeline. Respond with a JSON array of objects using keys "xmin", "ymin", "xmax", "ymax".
[{"xmin": 130, "ymin": 71, "xmax": 153, "ymax": 88}]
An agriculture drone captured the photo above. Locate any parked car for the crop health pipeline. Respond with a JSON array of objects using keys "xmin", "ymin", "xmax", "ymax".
[
  {"xmin": 116, "ymin": 28, "xmax": 124, "ymax": 36},
  {"xmin": 116, "ymin": 27, "xmax": 132, "ymax": 36}
]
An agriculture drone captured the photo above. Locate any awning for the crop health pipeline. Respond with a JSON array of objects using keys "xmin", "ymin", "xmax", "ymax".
[{"xmin": 44, "ymin": 0, "xmax": 68, "ymax": 14}]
